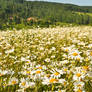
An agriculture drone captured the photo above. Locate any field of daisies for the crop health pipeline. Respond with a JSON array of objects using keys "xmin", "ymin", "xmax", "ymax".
[{"xmin": 0, "ymin": 26, "xmax": 92, "ymax": 92}]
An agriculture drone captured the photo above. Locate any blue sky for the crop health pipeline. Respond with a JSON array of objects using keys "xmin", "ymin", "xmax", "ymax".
[{"xmin": 27, "ymin": 0, "xmax": 92, "ymax": 6}]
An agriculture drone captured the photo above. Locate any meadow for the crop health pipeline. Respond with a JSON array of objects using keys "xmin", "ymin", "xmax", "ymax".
[{"xmin": 0, "ymin": 26, "xmax": 92, "ymax": 92}]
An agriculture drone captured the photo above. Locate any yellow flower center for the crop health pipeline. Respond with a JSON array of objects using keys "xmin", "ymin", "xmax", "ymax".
[
  {"xmin": 90, "ymin": 52, "xmax": 92, "ymax": 56},
  {"xmin": 78, "ymin": 89, "xmax": 82, "ymax": 92},
  {"xmin": 36, "ymin": 70, "xmax": 41, "ymax": 74},
  {"xmin": 12, "ymin": 81, "xmax": 17, "ymax": 84},
  {"xmin": 3, "ymin": 83, "xmax": 6, "ymax": 86},
  {"xmin": 58, "ymin": 91, "xmax": 62, "ymax": 92},
  {"xmin": 72, "ymin": 52, "xmax": 78, "ymax": 56},
  {"xmin": 38, "ymin": 66, "xmax": 42, "ymax": 69},
  {"xmin": 21, "ymin": 82, "xmax": 26, "ymax": 86},
  {"xmin": 76, "ymin": 73, "xmax": 81, "ymax": 77},
  {"xmin": 26, "ymin": 71, "xmax": 30, "ymax": 74},
  {"xmin": 64, "ymin": 68, "xmax": 67, "ymax": 71},
  {"xmin": 85, "ymin": 58, "xmax": 89, "ymax": 62},
  {"xmin": 83, "ymin": 66, "xmax": 88, "ymax": 70},
  {"xmin": 26, "ymin": 61, "xmax": 30, "ymax": 63},
  {"xmin": 64, "ymin": 82, "xmax": 67, "ymax": 86},
  {"xmin": 54, "ymin": 72, "xmax": 60, "ymax": 76},
  {"xmin": 49, "ymin": 78, "xmax": 58, "ymax": 83},
  {"xmin": 77, "ymin": 84, "xmax": 82, "ymax": 87},
  {"xmin": 0, "ymin": 73, "xmax": 3, "ymax": 76},
  {"xmin": 65, "ymin": 49, "xmax": 68, "ymax": 52}
]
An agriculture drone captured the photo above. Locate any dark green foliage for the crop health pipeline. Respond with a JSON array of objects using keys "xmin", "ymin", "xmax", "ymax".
[{"xmin": 0, "ymin": 0, "xmax": 92, "ymax": 29}]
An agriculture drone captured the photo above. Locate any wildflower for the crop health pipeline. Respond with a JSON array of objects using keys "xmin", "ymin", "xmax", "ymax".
[
  {"xmin": 5, "ymin": 48, "xmax": 14, "ymax": 54},
  {"xmin": 42, "ymin": 77, "xmax": 58, "ymax": 85},
  {"xmin": 19, "ymin": 78, "xmax": 35, "ymax": 89},
  {"xmin": 74, "ymin": 81, "xmax": 85, "ymax": 89},
  {"xmin": 73, "ymin": 67, "xmax": 86, "ymax": 81},
  {"xmin": 45, "ymin": 58, "xmax": 50, "ymax": 62},
  {"xmin": 69, "ymin": 50, "xmax": 81, "ymax": 59},
  {"xmin": 8, "ymin": 77, "xmax": 18, "ymax": 85},
  {"xmin": 51, "ymin": 69, "xmax": 63, "ymax": 78},
  {"xmin": 35, "ymin": 65, "xmax": 46, "ymax": 70}
]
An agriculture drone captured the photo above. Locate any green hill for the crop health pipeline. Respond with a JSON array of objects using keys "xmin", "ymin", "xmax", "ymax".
[{"xmin": 0, "ymin": 0, "xmax": 92, "ymax": 29}]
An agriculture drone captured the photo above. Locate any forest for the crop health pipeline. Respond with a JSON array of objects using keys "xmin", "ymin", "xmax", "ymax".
[{"xmin": 0, "ymin": 0, "xmax": 92, "ymax": 29}]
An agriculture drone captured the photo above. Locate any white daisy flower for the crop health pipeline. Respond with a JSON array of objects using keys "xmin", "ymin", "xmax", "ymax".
[{"xmin": 8, "ymin": 77, "xmax": 18, "ymax": 85}]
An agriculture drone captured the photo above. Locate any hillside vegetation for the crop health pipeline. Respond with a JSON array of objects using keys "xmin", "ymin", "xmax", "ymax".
[{"xmin": 0, "ymin": 0, "xmax": 92, "ymax": 29}]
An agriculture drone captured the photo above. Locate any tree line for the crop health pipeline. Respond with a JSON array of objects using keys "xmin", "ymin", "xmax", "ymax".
[{"xmin": 0, "ymin": 0, "xmax": 92, "ymax": 29}]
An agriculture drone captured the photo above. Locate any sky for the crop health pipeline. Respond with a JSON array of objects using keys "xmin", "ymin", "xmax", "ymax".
[{"xmin": 27, "ymin": 0, "xmax": 92, "ymax": 6}]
